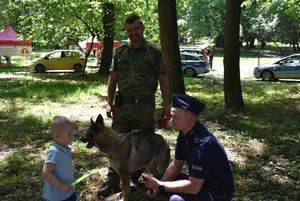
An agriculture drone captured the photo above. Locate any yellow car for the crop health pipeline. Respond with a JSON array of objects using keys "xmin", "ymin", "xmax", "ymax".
[{"xmin": 30, "ymin": 50, "xmax": 85, "ymax": 73}]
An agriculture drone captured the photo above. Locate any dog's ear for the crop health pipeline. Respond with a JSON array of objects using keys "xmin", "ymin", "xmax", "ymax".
[
  {"xmin": 96, "ymin": 114, "xmax": 104, "ymax": 127},
  {"xmin": 90, "ymin": 118, "xmax": 95, "ymax": 126}
]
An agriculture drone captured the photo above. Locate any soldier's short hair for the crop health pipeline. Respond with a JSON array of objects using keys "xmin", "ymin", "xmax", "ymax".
[
  {"xmin": 51, "ymin": 116, "xmax": 73, "ymax": 136},
  {"xmin": 125, "ymin": 14, "xmax": 143, "ymax": 25}
]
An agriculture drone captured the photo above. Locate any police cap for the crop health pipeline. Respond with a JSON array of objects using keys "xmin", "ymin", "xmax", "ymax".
[{"xmin": 171, "ymin": 94, "xmax": 205, "ymax": 116}]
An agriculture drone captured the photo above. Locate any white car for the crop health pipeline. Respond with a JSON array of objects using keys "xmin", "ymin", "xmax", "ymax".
[
  {"xmin": 253, "ymin": 54, "xmax": 300, "ymax": 81},
  {"xmin": 180, "ymin": 52, "xmax": 210, "ymax": 77},
  {"xmin": 180, "ymin": 48, "xmax": 207, "ymax": 60}
]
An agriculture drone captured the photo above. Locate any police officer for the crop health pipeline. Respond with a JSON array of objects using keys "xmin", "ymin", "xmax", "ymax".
[
  {"xmin": 99, "ymin": 14, "xmax": 170, "ymax": 197},
  {"xmin": 141, "ymin": 94, "xmax": 234, "ymax": 201}
]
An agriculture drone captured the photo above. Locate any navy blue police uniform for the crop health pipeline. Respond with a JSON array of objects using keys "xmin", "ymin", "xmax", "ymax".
[{"xmin": 169, "ymin": 94, "xmax": 234, "ymax": 201}]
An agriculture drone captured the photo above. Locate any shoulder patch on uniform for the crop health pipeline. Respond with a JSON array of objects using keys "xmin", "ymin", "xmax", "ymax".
[
  {"xmin": 115, "ymin": 44, "xmax": 129, "ymax": 55},
  {"xmin": 194, "ymin": 137, "xmax": 200, "ymax": 144},
  {"xmin": 146, "ymin": 42, "xmax": 159, "ymax": 51},
  {"xmin": 117, "ymin": 44, "xmax": 128, "ymax": 51},
  {"xmin": 191, "ymin": 165, "xmax": 203, "ymax": 171}
]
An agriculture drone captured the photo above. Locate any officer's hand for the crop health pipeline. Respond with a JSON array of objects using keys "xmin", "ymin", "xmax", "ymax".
[
  {"xmin": 106, "ymin": 104, "xmax": 113, "ymax": 118},
  {"xmin": 140, "ymin": 174, "xmax": 159, "ymax": 191}
]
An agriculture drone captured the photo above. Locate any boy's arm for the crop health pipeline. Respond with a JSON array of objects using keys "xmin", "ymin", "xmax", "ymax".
[{"xmin": 42, "ymin": 163, "xmax": 72, "ymax": 192}]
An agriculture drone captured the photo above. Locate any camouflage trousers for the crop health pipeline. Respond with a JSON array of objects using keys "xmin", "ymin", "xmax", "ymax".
[{"xmin": 112, "ymin": 99, "xmax": 156, "ymax": 133}]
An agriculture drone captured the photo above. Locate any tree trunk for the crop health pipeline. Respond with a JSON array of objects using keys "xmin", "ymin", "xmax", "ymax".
[
  {"xmin": 98, "ymin": 2, "xmax": 115, "ymax": 75},
  {"xmin": 249, "ymin": 37, "xmax": 255, "ymax": 49},
  {"xmin": 215, "ymin": 35, "xmax": 224, "ymax": 48},
  {"xmin": 158, "ymin": 0, "xmax": 185, "ymax": 95},
  {"xmin": 82, "ymin": 35, "xmax": 95, "ymax": 75},
  {"xmin": 224, "ymin": 0, "xmax": 244, "ymax": 109}
]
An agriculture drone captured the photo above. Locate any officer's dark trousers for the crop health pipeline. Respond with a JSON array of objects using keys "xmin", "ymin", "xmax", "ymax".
[{"xmin": 162, "ymin": 173, "xmax": 234, "ymax": 201}]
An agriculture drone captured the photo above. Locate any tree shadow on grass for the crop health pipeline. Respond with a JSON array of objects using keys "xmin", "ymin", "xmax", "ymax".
[{"xmin": 184, "ymin": 77, "xmax": 300, "ymax": 200}]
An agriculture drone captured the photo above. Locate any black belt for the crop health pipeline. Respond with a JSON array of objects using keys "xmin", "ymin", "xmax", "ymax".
[{"xmin": 123, "ymin": 98, "xmax": 152, "ymax": 104}]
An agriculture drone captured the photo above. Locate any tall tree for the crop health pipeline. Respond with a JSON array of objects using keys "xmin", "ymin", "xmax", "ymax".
[
  {"xmin": 224, "ymin": 0, "xmax": 244, "ymax": 109},
  {"xmin": 98, "ymin": 2, "xmax": 115, "ymax": 75},
  {"xmin": 177, "ymin": 0, "xmax": 226, "ymax": 46},
  {"xmin": 158, "ymin": 0, "xmax": 185, "ymax": 94}
]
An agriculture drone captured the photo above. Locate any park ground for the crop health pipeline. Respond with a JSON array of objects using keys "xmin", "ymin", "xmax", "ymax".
[{"xmin": 0, "ymin": 50, "xmax": 299, "ymax": 201}]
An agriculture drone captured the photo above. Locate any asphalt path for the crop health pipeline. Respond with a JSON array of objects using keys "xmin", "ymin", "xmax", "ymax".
[{"xmin": 1, "ymin": 68, "xmax": 299, "ymax": 82}]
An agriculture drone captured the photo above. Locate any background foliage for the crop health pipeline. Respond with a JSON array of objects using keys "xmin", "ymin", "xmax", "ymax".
[{"xmin": 1, "ymin": 0, "xmax": 299, "ymax": 50}]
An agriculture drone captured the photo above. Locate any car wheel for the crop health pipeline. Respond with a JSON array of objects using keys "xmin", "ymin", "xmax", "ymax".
[
  {"xmin": 184, "ymin": 68, "xmax": 196, "ymax": 77},
  {"xmin": 261, "ymin": 70, "xmax": 274, "ymax": 81},
  {"xmin": 35, "ymin": 64, "xmax": 45, "ymax": 73},
  {"xmin": 73, "ymin": 64, "xmax": 83, "ymax": 73}
]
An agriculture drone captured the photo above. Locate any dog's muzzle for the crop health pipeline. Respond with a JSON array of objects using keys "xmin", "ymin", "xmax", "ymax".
[
  {"xmin": 80, "ymin": 135, "xmax": 95, "ymax": 148},
  {"xmin": 80, "ymin": 135, "xmax": 89, "ymax": 143}
]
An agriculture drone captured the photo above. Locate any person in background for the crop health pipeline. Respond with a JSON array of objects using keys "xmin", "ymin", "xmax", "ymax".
[
  {"xmin": 205, "ymin": 48, "xmax": 213, "ymax": 69},
  {"xmin": 42, "ymin": 116, "xmax": 78, "ymax": 201},
  {"xmin": 99, "ymin": 14, "xmax": 170, "ymax": 197},
  {"xmin": 141, "ymin": 94, "xmax": 234, "ymax": 201}
]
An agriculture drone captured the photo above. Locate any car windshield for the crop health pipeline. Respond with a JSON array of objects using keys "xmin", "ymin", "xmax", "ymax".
[
  {"xmin": 181, "ymin": 54, "xmax": 198, "ymax": 60},
  {"xmin": 180, "ymin": 49, "xmax": 204, "ymax": 55},
  {"xmin": 46, "ymin": 52, "xmax": 61, "ymax": 59},
  {"xmin": 180, "ymin": 53, "xmax": 208, "ymax": 63},
  {"xmin": 276, "ymin": 55, "xmax": 300, "ymax": 64}
]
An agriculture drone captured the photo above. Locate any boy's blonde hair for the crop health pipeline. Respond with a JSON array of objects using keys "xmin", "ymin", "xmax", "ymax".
[{"xmin": 51, "ymin": 116, "xmax": 73, "ymax": 137}]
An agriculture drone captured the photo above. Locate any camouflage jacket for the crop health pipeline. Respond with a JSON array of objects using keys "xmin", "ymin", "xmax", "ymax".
[{"xmin": 110, "ymin": 40, "xmax": 166, "ymax": 100}]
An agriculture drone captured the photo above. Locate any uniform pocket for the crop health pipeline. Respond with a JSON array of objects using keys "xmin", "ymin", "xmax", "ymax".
[
  {"xmin": 209, "ymin": 190, "xmax": 228, "ymax": 201},
  {"xmin": 117, "ymin": 58, "xmax": 129, "ymax": 72}
]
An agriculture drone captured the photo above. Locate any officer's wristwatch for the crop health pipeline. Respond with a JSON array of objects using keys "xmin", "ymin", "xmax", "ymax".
[{"xmin": 158, "ymin": 183, "xmax": 165, "ymax": 193}]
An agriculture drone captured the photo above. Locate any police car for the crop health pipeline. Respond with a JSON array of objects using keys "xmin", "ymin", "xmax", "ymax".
[
  {"xmin": 180, "ymin": 52, "xmax": 210, "ymax": 77},
  {"xmin": 253, "ymin": 54, "xmax": 300, "ymax": 81}
]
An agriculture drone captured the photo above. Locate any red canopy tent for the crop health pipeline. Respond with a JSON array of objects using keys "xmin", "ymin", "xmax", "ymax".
[
  {"xmin": 0, "ymin": 27, "xmax": 32, "ymax": 57},
  {"xmin": 78, "ymin": 37, "xmax": 121, "ymax": 50}
]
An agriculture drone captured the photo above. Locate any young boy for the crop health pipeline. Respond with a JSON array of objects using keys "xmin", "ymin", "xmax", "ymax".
[{"xmin": 42, "ymin": 116, "xmax": 78, "ymax": 201}]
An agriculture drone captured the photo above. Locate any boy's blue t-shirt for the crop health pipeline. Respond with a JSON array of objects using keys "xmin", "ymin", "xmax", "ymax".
[{"xmin": 43, "ymin": 143, "xmax": 75, "ymax": 201}]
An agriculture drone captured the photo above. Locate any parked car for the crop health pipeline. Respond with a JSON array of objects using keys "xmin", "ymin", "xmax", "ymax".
[
  {"xmin": 180, "ymin": 52, "xmax": 210, "ymax": 77},
  {"xmin": 253, "ymin": 54, "xmax": 300, "ymax": 81},
  {"xmin": 87, "ymin": 56, "xmax": 99, "ymax": 66},
  {"xmin": 30, "ymin": 50, "xmax": 85, "ymax": 73},
  {"xmin": 180, "ymin": 48, "xmax": 207, "ymax": 60}
]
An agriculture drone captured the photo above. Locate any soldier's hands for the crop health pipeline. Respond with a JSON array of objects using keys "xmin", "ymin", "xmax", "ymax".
[
  {"xmin": 159, "ymin": 105, "xmax": 171, "ymax": 128},
  {"xmin": 162, "ymin": 105, "xmax": 171, "ymax": 120},
  {"xmin": 106, "ymin": 104, "xmax": 113, "ymax": 118}
]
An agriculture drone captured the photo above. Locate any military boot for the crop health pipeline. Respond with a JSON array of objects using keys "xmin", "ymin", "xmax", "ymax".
[{"xmin": 98, "ymin": 168, "xmax": 120, "ymax": 197}]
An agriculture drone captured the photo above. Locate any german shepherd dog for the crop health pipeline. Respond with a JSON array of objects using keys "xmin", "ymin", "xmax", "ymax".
[{"xmin": 80, "ymin": 114, "xmax": 170, "ymax": 201}]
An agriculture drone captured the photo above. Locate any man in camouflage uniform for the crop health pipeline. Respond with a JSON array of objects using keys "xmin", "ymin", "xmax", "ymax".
[{"xmin": 99, "ymin": 15, "xmax": 170, "ymax": 197}]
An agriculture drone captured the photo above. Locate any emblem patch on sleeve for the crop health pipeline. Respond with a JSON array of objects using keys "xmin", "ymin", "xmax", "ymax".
[{"xmin": 191, "ymin": 165, "xmax": 203, "ymax": 171}]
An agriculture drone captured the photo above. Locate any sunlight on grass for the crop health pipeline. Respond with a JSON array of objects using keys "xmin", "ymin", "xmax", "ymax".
[
  {"xmin": 0, "ymin": 70, "xmax": 299, "ymax": 201},
  {"xmin": 214, "ymin": 129, "xmax": 267, "ymax": 168}
]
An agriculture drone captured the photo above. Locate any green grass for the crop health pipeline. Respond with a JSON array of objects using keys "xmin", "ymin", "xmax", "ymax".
[{"xmin": 0, "ymin": 60, "xmax": 299, "ymax": 200}]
